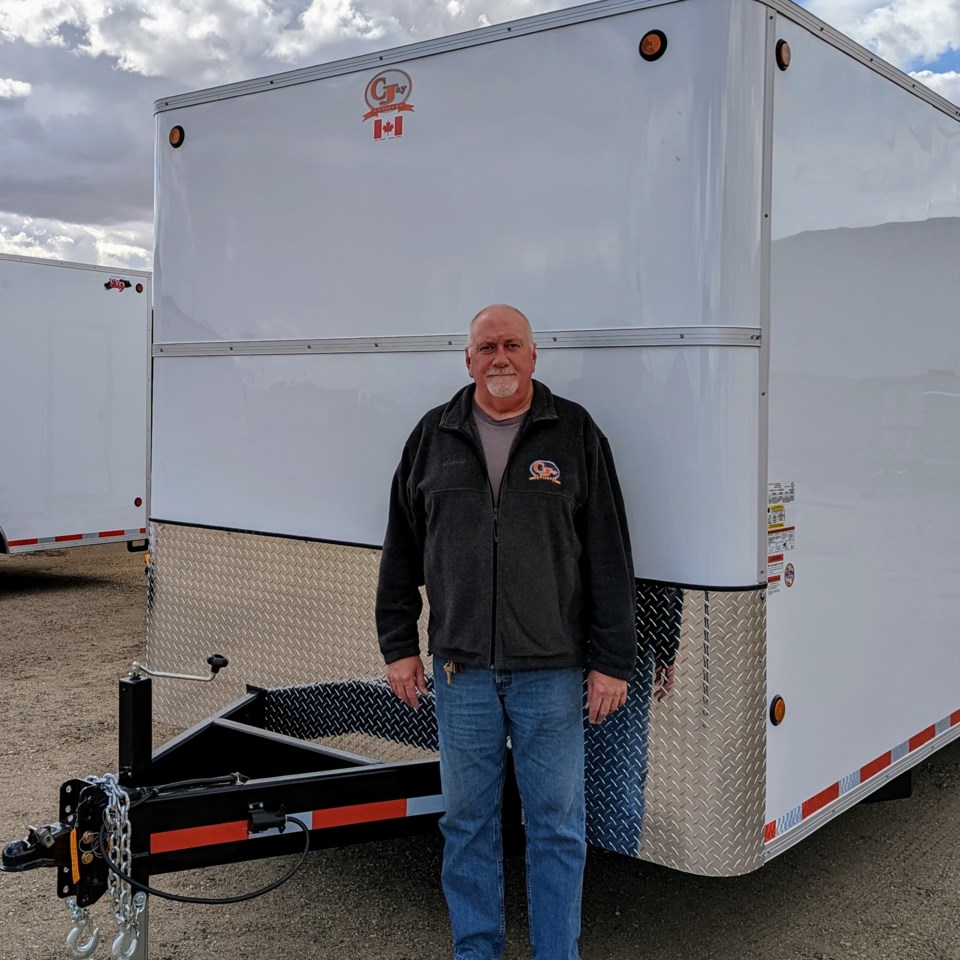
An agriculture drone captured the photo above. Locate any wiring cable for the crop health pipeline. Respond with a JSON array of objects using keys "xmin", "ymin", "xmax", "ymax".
[{"xmin": 97, "ymin": 815, "xmax": 310, "ymax": 905}]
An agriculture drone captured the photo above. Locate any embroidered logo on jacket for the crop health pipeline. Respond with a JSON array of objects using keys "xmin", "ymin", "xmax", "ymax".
[{"xmin": 529, "ymin": 460, "xmax": 561, "ymax": 485}]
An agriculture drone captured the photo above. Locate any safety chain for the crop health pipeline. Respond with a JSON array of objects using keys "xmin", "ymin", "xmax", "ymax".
[{"xmin": 65, "ymin": 774, "xmax": 146, "ymax": 960}]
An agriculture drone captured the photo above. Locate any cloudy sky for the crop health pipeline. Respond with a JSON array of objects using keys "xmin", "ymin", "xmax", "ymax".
[{"xmin": 1, "ymin": 0, "xmax": 959, "ymax": 269}]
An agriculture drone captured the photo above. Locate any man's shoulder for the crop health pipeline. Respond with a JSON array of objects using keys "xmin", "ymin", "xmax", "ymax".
[
  {"xmin": 405, "ymin": 386, "xmax": 471, "ymax": 443},
  {"xmin": 550, "ymin": 392, "xmax": 591, "ymax": 420},
  {"xmin": 536, "ymin": 384, "xmax": 602, "ymax": 438}
]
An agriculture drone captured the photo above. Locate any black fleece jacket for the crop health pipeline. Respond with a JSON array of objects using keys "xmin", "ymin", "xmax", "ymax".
[{"xmin": 375, "ymin": 380, "xmax": 638, "ymax": 680}]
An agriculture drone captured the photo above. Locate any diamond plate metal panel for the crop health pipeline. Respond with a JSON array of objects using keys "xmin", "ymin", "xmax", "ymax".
[
  {"xmin": 147, "ymin": 524, "xmax": 767, "ymax": 874},
  {"xmin": 585, "ymin": 581, "xmax": 683, "ymax": 859},
  {"xmin": 146, "ymin": 522, "xmax": 432, "ymax": 762},
  {"xmin": 637, "ymin": 586, "xmax": 767, "ymax": 876}
]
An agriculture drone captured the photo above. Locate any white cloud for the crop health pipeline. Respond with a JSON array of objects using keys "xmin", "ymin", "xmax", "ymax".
[
  {"xmin": 0, "ymin": 212, "xmax": 151, "ymax": 269},
  {"xmin": 911, "ymin": 68, "xmax": 960, "ymax": 104},
  {"xmin": 0, "ymin": 78, "xmax": 31, "ymax": 98},
  {"xmin": 0, "ymin": 1, "xmax": 563, "ymax": 86},
  {"xmin": 269, "ymin": 1, "xmax": 390, "ymax": 63},
  {"xmin": 5, "ymin": 1, "xmax": 953, "ymax": 267},
  {"xmin": 807, "ymin": 0, "xmax": 960, "ymax": 69}
]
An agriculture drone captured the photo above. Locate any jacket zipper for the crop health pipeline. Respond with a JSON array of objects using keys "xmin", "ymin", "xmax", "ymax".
[
  {"xmin": 457, "ymin": 414, "xmax": 530, "ymax": 669},
  {"xmin": 489, "ymin": 419, "xmax": 529, "ymax": 668},
  {"xmin": 490, "ymin": 503, "xmax": 499, "ymax": 667}
]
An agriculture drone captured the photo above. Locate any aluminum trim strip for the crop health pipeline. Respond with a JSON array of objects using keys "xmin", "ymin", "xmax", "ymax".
[
  {"xmin": 764, "ymin": 718, "xmax": 960, "ymax": 860},
  {"xmin": 152, "ymin": 327, "xmax": 762, "ymax": 358},
  {"xmin": 0, "ymin": 252, "xmax": 151, "ymax": 277},
  {"xmin": 757, "ymin": 7, "xmax": 776, "ymax": 584},
  {"xmin": 154, "ymin": 0, "xmax": 684, "ymax": 113}
]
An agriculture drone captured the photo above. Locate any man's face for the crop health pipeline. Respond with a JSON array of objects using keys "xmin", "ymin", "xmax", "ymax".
[{"xmin": 465, "ymin": 309, "xmax": 537, "ymax": 404}]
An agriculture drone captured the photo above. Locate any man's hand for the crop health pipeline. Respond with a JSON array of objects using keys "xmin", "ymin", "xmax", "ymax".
[
  {"xmin": 586, "ymin": 669, "xmax": 628, "ymax": 725},
  {"xmin": 654, "ymin": 662, "xmax": 675, "ymax": 702},
  {"xmin": 386, "ymin": 655, "xmax": 428, "ymax": 710}
]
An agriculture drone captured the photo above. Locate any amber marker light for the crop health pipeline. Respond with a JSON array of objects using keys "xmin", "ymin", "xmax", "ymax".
[
  {"xmin": 770, "ymin": 695, "xmax": 787, "ymax": 726},
  {"xmin": 639, "ymin": 30, "xmax": 667, "ymax": 62},
  {"xmin": 169, "ymin": 125, "xmax": 185, "ymax": 148},
  {"xmin": 776, "ymin": 39, "xmax": 792, "ymax": 71}
]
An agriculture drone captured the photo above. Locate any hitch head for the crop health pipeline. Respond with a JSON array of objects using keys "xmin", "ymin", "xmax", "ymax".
[{"xmin": 1, "ymin": 822, "xmax": 71, "ymax": 873}]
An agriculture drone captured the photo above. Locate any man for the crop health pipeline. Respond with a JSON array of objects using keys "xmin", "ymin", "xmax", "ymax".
[{"xmin": 375, "ymin": 304, "xmax": 636, "ymax": 960}]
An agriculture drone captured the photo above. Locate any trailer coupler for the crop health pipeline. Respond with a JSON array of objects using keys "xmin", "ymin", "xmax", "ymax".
[
  {"xmin": 1, "ymin": 821, "xmax": 72, "ymax": 872},
  {"xmin": 1, "ymin": 777, "xmax": 116, "ymax": 902}
]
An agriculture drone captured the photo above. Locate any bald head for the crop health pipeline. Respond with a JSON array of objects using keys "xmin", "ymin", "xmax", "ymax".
[
  {"xmin": 468, "ymin": 304, "xmax": 533, "ymax": 348},
  {"xmin": 465, "ymin": 303, "xmax": 537, "ymax": 418}
]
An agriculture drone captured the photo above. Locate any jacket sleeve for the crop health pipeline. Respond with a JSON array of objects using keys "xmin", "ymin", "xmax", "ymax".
[
  {"xmin": 375, "ymin": 437, "xmax": 426, "ymax": 664},
  {"xmin": 580, "ymin": 433, "xmax": 638, "ymax": 681}
]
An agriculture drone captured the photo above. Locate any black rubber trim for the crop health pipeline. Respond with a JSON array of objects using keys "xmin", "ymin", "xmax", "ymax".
[{"xmin": 635, "ymin": 577, "xmax": 766, "ymax": 594}]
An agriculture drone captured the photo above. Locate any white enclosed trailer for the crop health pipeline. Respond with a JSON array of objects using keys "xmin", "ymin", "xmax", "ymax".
[
  {"xmin": 142, "ymin": 0, "xmax": 960, "ymax": 878},
  {"xmin": 0, "ymin": 255, "xmax": 150, "ymax": 554}
]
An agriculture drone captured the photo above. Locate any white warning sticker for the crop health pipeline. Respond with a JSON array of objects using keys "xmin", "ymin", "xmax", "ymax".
[
  {"xmin": 768, "ymin": 481, "xmax": 795, "ymax": 506},
  {"xmin": 768, "ymin": 526, "xmax": 796, "ymax": 554},
  {"xmin": 767, "ymin": 482, "xmax": 796, "ymax": 594}
]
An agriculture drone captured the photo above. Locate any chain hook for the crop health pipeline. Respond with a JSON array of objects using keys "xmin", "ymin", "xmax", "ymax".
[
  {"xmin": 111, "ymin": 926, "xmax": 139, "ymax": 960},
  {"xmin": 65, "ymin": 902, "xmax": 100, "ymax": 959}
]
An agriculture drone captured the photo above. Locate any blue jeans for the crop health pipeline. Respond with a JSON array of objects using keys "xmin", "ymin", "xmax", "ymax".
[{"xmin": 434, "ymin": 665, "xmax": 586, "ymax": 960}]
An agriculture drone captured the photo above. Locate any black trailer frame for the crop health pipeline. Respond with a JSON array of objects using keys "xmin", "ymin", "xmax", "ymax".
[{"xmin": 66, "ymin": 675, "xmax": 445, "ymax": 902}]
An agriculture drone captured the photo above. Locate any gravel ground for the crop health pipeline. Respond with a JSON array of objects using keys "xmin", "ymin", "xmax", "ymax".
[{"xmin": 1, "ymin": 544, "xmax": 958, "ymax": 960}]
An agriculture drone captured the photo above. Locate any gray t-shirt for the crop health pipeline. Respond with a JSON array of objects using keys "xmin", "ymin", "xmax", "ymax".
[{"xmin": 473, "ymin": 401, "xmax": 525, "ymax": 504}]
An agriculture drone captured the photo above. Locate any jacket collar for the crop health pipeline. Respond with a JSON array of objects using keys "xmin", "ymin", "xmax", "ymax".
[{"xmin": 439, "ymin": 379, "xmax": 558, "ymax": 433}]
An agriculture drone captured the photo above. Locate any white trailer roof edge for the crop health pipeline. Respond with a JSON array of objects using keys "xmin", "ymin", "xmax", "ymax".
[
  {"xmin": 153, "ymin": 0, "xmax": 960, "ymax": 122},
  {"xmin": 153, "ymin": 0, "xmax": 680, "ymax": 113},
  {"xmin": 0, "ymin": 252, "xmax": 151, "ymax": 278}
]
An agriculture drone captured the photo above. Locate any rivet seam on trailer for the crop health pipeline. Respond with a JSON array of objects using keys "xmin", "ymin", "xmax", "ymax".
[
  {"xmin": 764, "ymin": 709, "xmax": 960, "ymax": 842},
  {"xmin": 149, "ymin": 794, "xmax": 445, "ymax": 854},
  {"xmin": 8, "ymin": 528, "xmax": 147, "ymax": 548}
]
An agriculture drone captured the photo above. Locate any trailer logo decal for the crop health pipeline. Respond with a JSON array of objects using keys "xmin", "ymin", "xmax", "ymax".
[
  {"xmin": 363, "ymin": 69, "xmax": 414, "ymax": 141},
  {"xmin": 104, "ymin": 278, "xmax": 132, "ymax": 291},
  {"xmin": 529, "ymin": 460, "xmax": 561, "ymax": 484}
]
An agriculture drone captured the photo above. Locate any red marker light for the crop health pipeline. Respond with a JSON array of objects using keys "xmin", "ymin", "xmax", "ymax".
[
  {"xmin": 776, "ymin": 39, "xmax": 792, "ymax": 71},
  {"xmin": 639, "ymin": 30, "xmax": 667, "ymax": 62},
  {"xmin": 134, "ymin": 497, "xmax": 143, "ymax": 507},
  {"xmin": 770, "ymin": 696, "xmax": 787, "ymax": 725},
  {"xmin": 135, "ymin": 283, "xmax": 144, "ymax": 293}
]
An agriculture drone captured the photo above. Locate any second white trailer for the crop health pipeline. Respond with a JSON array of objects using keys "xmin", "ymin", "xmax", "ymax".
[
  {"xmin": 139, "ymin": 0, "xmax": 960, "ymax": 878},
  {"xmin": 0, "ymin": 255, "xmax": 150, "ymax": 555}
]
